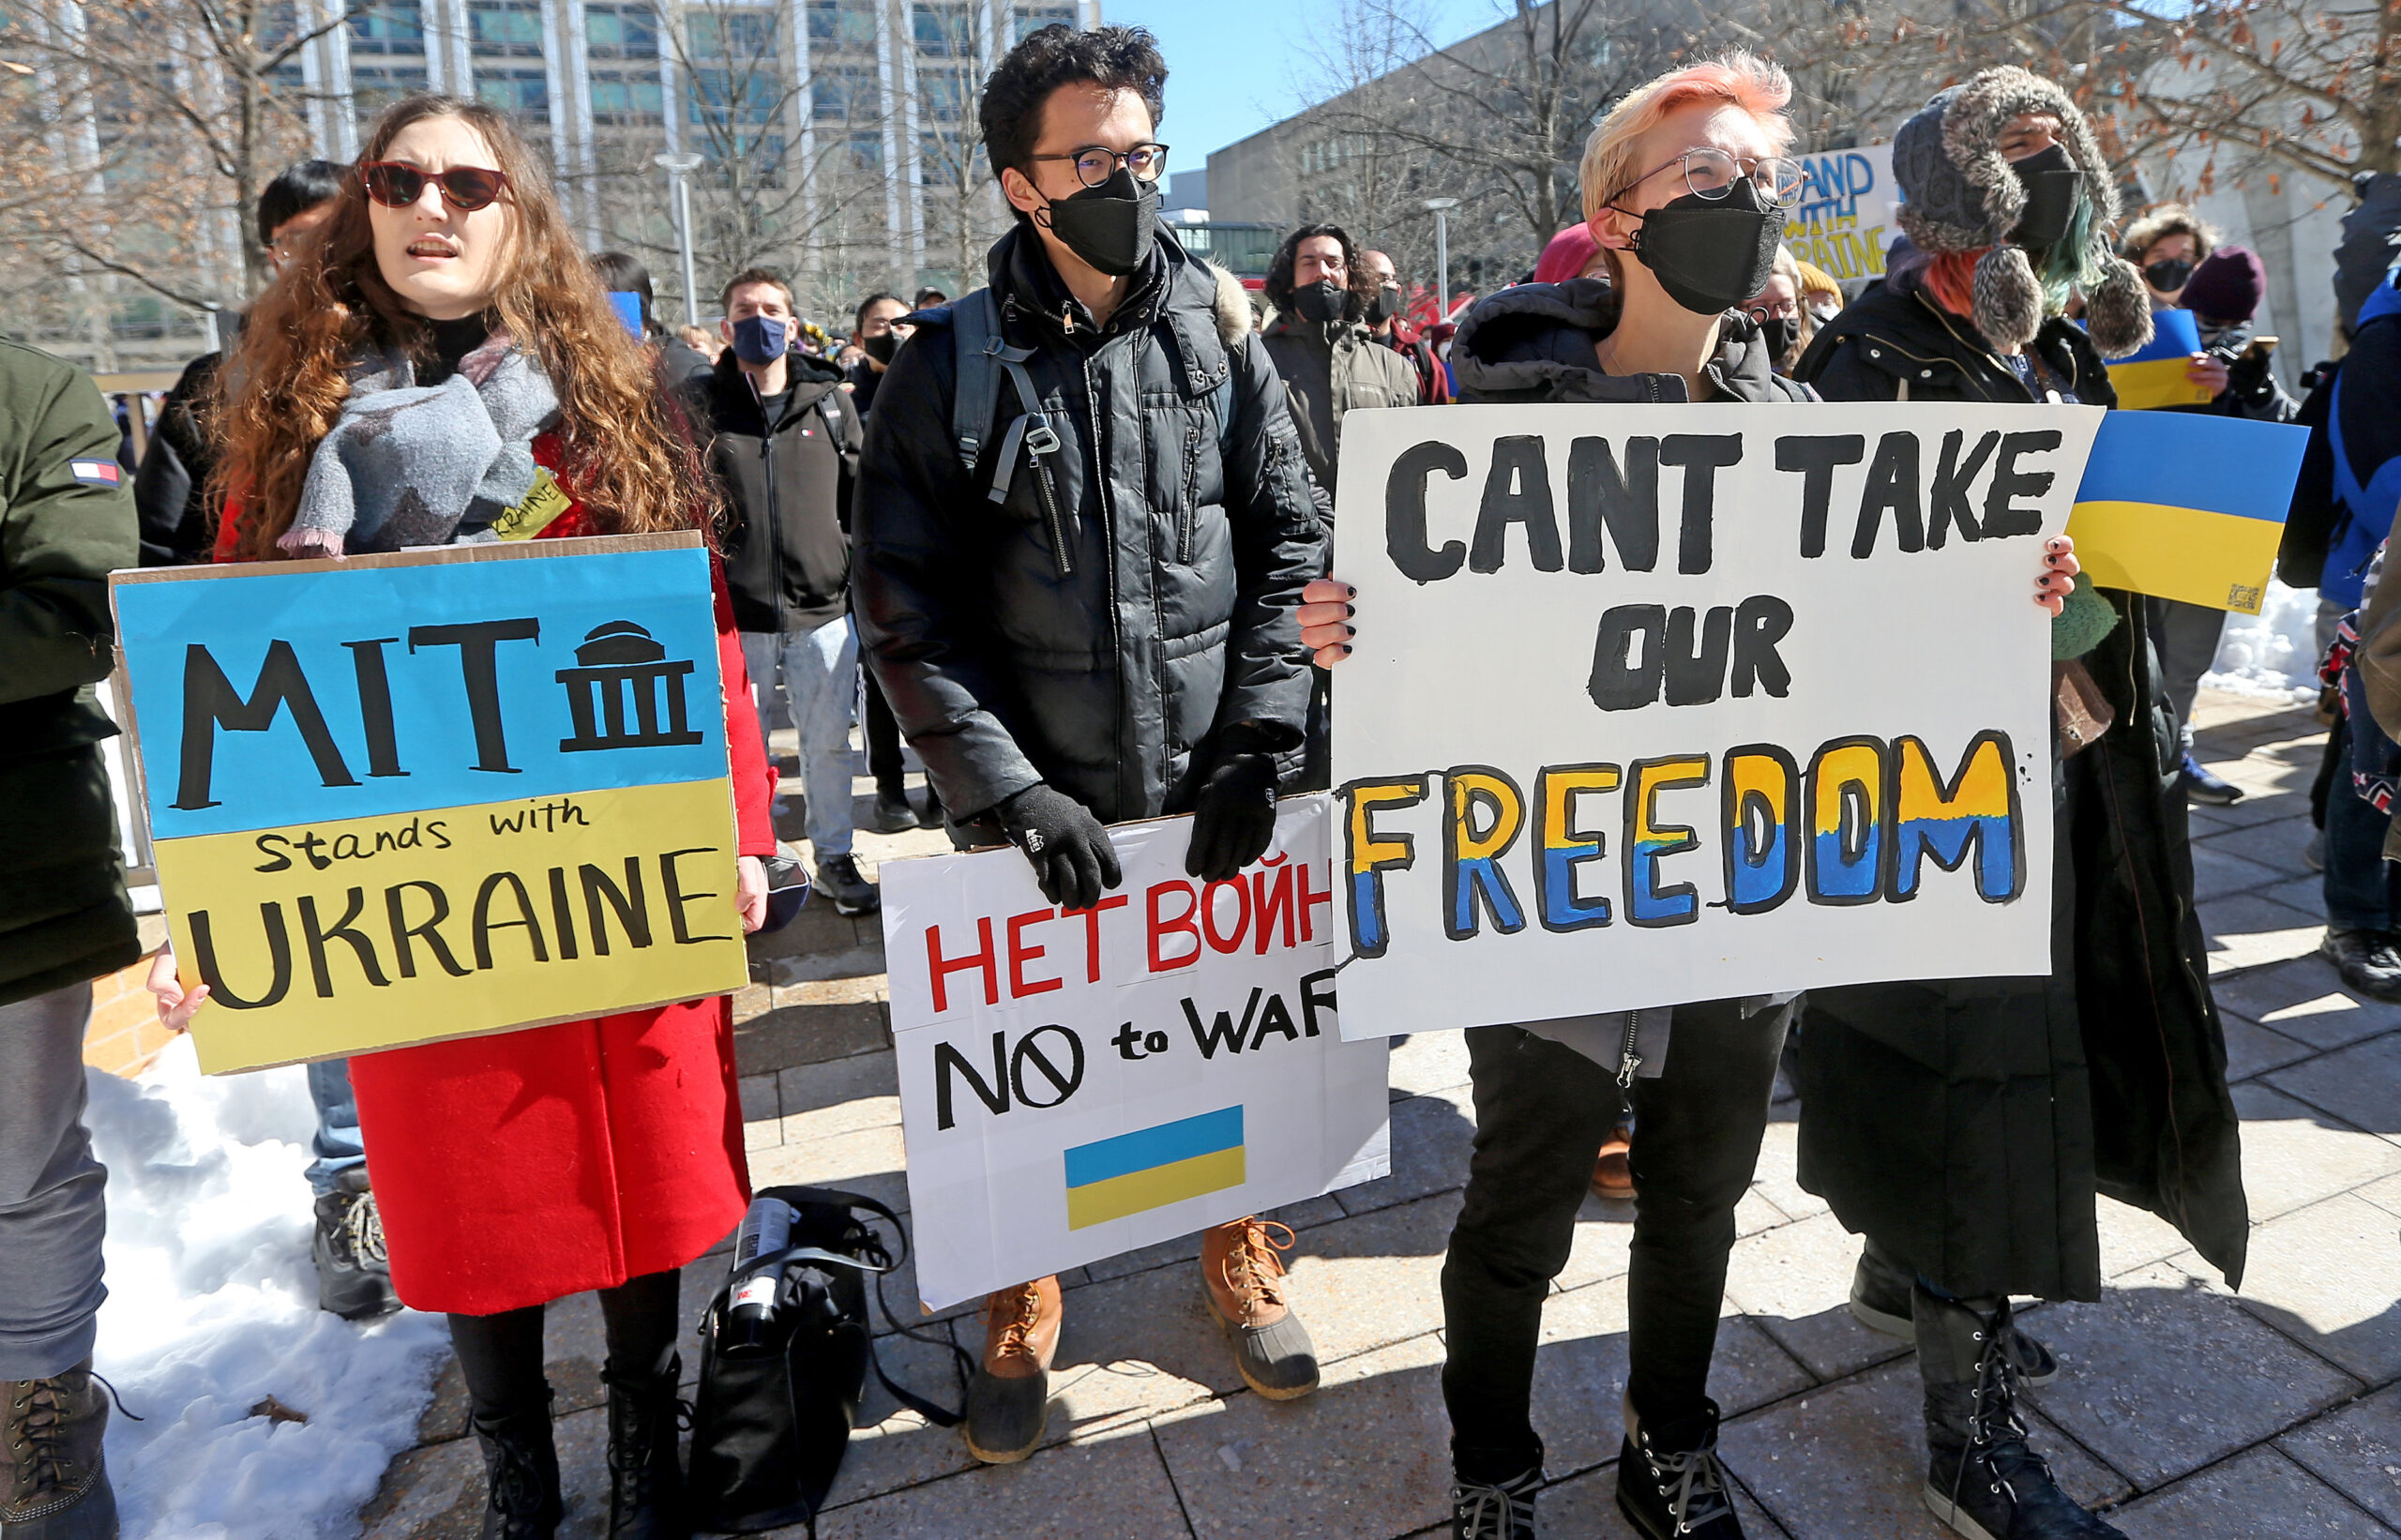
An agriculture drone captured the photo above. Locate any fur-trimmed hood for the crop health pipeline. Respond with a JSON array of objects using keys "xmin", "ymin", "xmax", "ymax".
[{"xmin": 1891, "ymin": 67, "xmax": 2152, "ymax": 359}]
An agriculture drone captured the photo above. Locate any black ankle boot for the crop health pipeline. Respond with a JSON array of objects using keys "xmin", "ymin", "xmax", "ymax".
[
  {"xmin": 1615, "ymin": 1398, "xmax": 1744, "ymax": 1539},
  {"xmin": 602, "ymin": 1356, "xmax": 687, "ymax": 1540},
  {"xmin": 2, "ymin": 1360, "xmax": 119, "ymax": 1540},
  {"xmin": 470, "ymin": 1399, "xmax": 563, "ymax": 1540},
  {"xmin": 1914, "ymin": 1287, "xmax": 2126, "ymax": 1540}
]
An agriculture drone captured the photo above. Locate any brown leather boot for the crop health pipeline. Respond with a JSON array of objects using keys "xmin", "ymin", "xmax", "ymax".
[
  {"xmin": 962, "ymin": 1276, "xmax": 1061, "ymax": 1464},
  {"xmin": 1200, "ymin": 1217, "xmax": 1319, "ymax": 1400},
  {"xmin": 2, "ymin": 1359, "xmax": 119, "ymax": 1540}
]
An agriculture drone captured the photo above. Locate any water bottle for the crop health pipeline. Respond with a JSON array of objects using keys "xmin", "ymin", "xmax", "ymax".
[{"xmin": 717, "ymin": 1196, "xmax": 793, "ymax": 1358}]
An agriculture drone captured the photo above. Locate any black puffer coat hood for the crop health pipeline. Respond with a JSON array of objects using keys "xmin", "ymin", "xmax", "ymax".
[
  {"xmin": 1451, "ymin": 278, "xmax": 1813, "ymax": 403},
  {"xmin": 850, "ymin": 224, "xmax": 1324, "ymax": 825}
]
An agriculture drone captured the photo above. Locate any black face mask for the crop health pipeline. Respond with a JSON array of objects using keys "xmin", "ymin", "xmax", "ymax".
[
  {"xmin": 1367, "ymin": 285, "xmax": 1402, "ymax": 325},
  {"xmin": 2145, "ymin": 257, "xmax": 2195, "ymax": 294},
  {"xmin": 1755, "ymin": 313, "xmax": 1799, "ymax": 364},
  {"xmin": 862, "ymin": 330, "xmax": 899, "ymax": 365},
  {"xmin": 1624, "ymin": 176, "xmax": 1785, "ymax": 317},
  {"xmin": 1292, "ymin": 279, "xmax": 1348, "ymax": 325},
  {"xmin": 1036, "ymin": 166, "xmax": 1159, "ymax": 278},
  {"xmin": 2008, "ymin": 143, "xmax": 2083, "ymax": 251}
]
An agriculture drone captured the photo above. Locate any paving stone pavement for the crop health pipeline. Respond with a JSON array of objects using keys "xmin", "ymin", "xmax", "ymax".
[{"xmin": 359, "ymin": 692, "xmax": 2401, "ymax": 1538}]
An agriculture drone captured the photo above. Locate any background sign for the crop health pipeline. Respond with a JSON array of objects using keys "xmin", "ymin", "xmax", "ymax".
[
  {"xmin": 2067, "ymin": 409, "xmax": 2309, "ymax": 613},
  {"xmin": 1783, "ymin": 144, "xmax": 1896, "ymax": 286},
  {"xmin": 882, "ymin": 797, "xmax": 1390, "ymax": 1310},
  {"xmin": 111, "ymin": 535, "xmax": 749, "ymax": 1073},
  {"xmin": 1330, "ymin": 402, "xmax": 2100, "ymax": 1035}
]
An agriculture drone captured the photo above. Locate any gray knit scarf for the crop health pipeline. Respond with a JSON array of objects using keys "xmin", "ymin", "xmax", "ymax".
[{"xmin": 280, "ymin": 327, "xmax": 561, "ymax": 556}]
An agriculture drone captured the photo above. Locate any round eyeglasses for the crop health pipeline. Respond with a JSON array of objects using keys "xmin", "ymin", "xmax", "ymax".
[
  {"xmin": 1026, "ymin": 143, "xmax": 1170, "ymax": 189},
  {"xmin": 1609, "ymin": 148, "xmax": 1805, "ymax": 210}
]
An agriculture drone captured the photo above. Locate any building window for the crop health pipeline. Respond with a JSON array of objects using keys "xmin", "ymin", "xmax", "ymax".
[
  {"xmin": 354, "ymin": 65, "xmax": 430, "ymax": 122},
  {"xmin": 468, "ymin": 0, "xmax": 544, "ymax": 54},
  {"xmin": 1014, "ymin": 5, "xmax": 1075, "ymax": 40},
  {"xmin": 913, "ymin": 2, "xmax": 974, "ymax": 56},
  {"xmin": 476, "ymin": 69, "xmax": 549, "ymax": 114},
  {"xmin": 347, "ymin": 2, "xmax": 425, "ymax": 55},
  {"xmin": 813, "ymin": 62, "xmax": 877, "ymax": 121},
  {"xmin": 846, "ymin": 130, "xmax": 882, "ymax": 173},
  {"xmin": 585, "ymin": 3, "xmax": 659, "ymax": 58},
  {"xmin": 589, "ymin": 70, "xmax": 664, "ymax": 122}
]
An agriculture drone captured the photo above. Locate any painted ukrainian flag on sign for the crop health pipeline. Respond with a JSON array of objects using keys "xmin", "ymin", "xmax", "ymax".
[
  {"xmin": 1064, "ymin": 1107, "xmax": 1246, "ymax": 1230},
  {"xmin": 2104, "ymin": 310, "xmax": 2216, "ymax": 411},
  {"xmin": 2066, "ymin": 410, "xmax": 2310, "ymax": 615}
]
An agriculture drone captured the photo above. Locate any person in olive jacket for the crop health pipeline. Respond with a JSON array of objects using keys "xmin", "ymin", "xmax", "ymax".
[
  {"xmin": 0, "ymin": 340, "xmax": 143, "ymax": 1540},
  {"xmin": 685, "ymin": 266, "xmax": 877, "ymax": 915}
]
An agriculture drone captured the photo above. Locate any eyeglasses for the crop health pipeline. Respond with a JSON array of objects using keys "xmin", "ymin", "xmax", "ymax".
[
  {"xmin": 1609, "ymin": 148, "xmax": 1805, "ymax": 211},
  {"xmin": 1746, "ymin": 296, "xmax": 1800, "ymax": 322},
  {"xmin": 361, "ymin": 160, "xmax": 511, "ymax": 213},
  {"xmin": 1025, "ymin": 143, "xmax": 1170, "ymax": 189}
]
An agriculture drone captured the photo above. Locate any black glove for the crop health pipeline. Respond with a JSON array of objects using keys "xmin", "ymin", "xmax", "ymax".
[
  {"xmin": 996, "ymin": 783, "xmax": 1122, "ymax": 911},
  {"xmin": 1186, "ymin": 747, "xmax": 1281, "ymax": 882}
]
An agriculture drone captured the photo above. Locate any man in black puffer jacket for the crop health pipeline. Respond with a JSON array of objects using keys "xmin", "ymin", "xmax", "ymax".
[{"xmin": 851, "ymin": 23, "xmax": 1329, "ymax": 1468}]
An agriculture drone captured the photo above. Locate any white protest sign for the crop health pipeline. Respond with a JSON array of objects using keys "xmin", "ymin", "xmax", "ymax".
[
  {"xmin": 1783, "ymin": 143, "xmax": 1897, "ymax": 286},
  {"xmin": 1330, "ymin": 401, "xmax": 2102, "ymax": 1036},
  {"xmin": 882, "ymin": 794, "xmax": 1391, "ymax": 1309}
]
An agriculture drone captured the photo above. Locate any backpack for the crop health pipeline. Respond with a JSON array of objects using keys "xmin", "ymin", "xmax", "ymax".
[{"xmin": 687, "ymin": 1186, "xmax": 972, "ymax": 1535}]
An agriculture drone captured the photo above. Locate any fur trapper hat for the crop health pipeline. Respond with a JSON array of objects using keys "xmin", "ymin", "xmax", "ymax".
[{"xmin": 1891, "ymin": 67, "xmax": 2152, "ymax": 358}]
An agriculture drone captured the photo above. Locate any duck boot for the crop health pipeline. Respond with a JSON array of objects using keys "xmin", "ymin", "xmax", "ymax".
[
  {"xmin": 1616, "ymin": 1396, "xmax": 1744, "ymax": 1539},
  {"xmin": 1200, "ymin": 1217, "xmax": 1319, "ymax": 1400},
  {"xmin": 1850, "ymin": 1242, "xmax": 2056, "ymax": 1386},
  {"xmin": 312, "ymin": 1168, "xmax": 400, "ymax": 1321},
  {"xmin": 963, "ymin": 1276, "xmax": 1060, "ymax": 1464},
  {"xmin": 470, "ymin": 1398, "xmax": 564, "ymax": 1540},
  {"xmin": 2, "ymin": 1360, "xmax": 117, "ymax": 1540},
  {"xmin": 602, "ymin": 1356, "xmax": 686, "ymax": 1539},
  {"xmin": 1916, "ymin": 1286, "xmax": 2126, "ymax": 1540}
]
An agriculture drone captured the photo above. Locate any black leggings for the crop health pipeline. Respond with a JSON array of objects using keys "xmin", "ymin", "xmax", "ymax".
[
  {"xmin": 861, "ymin": 666, "xmax": 905, "ymax": 793},
  {"xmin": 1441, "ymin": 1000, "xmax": 1790, "ymax": 1483},
  {"xmin": 447, "ymin": 1268, "xmax": 682, "ymax": 1419}
]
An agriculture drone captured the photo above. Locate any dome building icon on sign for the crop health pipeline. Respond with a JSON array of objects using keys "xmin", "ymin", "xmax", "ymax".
[{"xmin": 555, "ymin": 621, "xmax": 707, "ymax": 751}]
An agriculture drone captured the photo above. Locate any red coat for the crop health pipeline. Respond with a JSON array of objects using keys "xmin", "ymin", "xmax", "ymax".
[{"xmin": 223, "ymin": 442, "xmax": 778, "ymax": 1314}]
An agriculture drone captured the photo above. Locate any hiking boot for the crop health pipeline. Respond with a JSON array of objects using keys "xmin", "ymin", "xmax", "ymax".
[
  {"xmin": 1451, "ymin": 1466, "xmax": 1540, "ymax": 1540},
  {"xmin": 313, "ymin": 1168, "xmax": 400, "ymax": 1321},
  {"xmin": 1616, "ymin": 1398, "xmax": 1744, "ymax": 1539},
  {"xmin": 2178, "ymin": 753, "xmax": 2243, "ymax": 806},
  {"xmin": 1200, "ymin": 1217, "xmax": 1319, "ymax": 1400},
  {"xmin": 1850, "ymin": 1242, "xmax": 2055, "ymax": 1386},
  {"xmin": 470, "ymin": 1398, "xmax": 563, "ymax": 1540},
  {"xmin": 759, "ymin": 853, "xmax": 811, "ymax": 933},
  {"xmin": 2, "ymin": 1360, "xmax": 117, "ymax": 1540},
  {"xmin": 1917, "ymin": 1287, "xmax": 2126, "ymax": 1540},
  {"xmin": 815, "ymin": 853, "xmax": 880, "ymax": 917},
  {"xmin": 1591, "ymin": 1116, "xmax": 1636, "ymax": 1202},
  {"xmin": 963, "ymin": 1277, "xmax": 1060, "ymax": 1464},
  {"xmin": 871, "ymin": 785, "xmax": 921, "ymax": 833},
  {"xmin": 2321, "ymin": 928, "xmax": 2401, "ymax": 1003},
  {"xmin": 601, "ymin": 1356, "xmax": 685, "ymax": 1540}
]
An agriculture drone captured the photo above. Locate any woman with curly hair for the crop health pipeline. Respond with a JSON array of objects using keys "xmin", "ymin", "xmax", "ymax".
[{"xmin": 152, "ymin": 95, "xmax": 776, "ymax": 1540}]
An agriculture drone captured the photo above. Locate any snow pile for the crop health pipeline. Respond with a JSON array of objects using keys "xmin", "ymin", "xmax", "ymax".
[
  {"xmin": 85, "ymin": 1037, "xmax": 449, "ymax": 1540},
  {"xmin": 2203, "ymin": 578, "xmax": 2323, "ymax": 702}
]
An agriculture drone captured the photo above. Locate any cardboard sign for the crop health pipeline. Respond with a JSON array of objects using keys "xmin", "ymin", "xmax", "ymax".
[
  {"xmin": 882, "ymin": 796, "xmax": 1391, "ymax": 1309},
  {"xmin": 2067, "ymin": 410, "xmax": 2309, "ymax": 614},
  {"xmin": 1782, "ymin": 145, "xmax": 1896, "ymax": 285},
  {"xmin": 2105, "ymin": 310, "xmax": 2216, "ymax": 411},
  {"xmin": 109, "ymin": 535, "xmax": 750, "ymax": 1074},
  {"xmin": 1329, "ymin": 402, "xmax": 2102, "ymax": 1034}
]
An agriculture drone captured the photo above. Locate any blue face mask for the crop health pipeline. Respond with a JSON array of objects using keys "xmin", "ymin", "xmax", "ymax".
[{"xmin": 730, "ymin": 313, "xmax": 790, "ymax": 365}]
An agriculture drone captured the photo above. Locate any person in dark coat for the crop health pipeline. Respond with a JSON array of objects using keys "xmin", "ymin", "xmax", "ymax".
[
  {"xmin": 133, "ymin": 158, "xmax": 345, "ymax": 566},
  {"xmin": 1429, "ymin": 54, "xmax": 2081, "ymax": 1540},
  {"xmin": 850, "ymin": 22, "xmax": 1337, "ymax": 1469},
  {"xmin": 843, "ymin": 290, "xmax": 929, "ymax": 833},
  {"xmin": 1796, "ymin": 67, "xmax": 2246, "ymax": 1540}
]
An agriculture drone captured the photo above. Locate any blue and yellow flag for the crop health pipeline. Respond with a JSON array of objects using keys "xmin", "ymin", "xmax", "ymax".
[
  {"xmin": 1064, "ymin": 1106, "xmax": 1246, "ymax": 1230},
  {"xmin": 2067, "ymin": 411, "xmax": 2309, "ymax": 614},
  {"xmin": 2105, "ymin": 310, "xmax": 2215, "ymax": 411}
]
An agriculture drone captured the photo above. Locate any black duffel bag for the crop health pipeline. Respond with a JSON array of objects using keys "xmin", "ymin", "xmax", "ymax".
[{"xmin": 687, "ymin": 1185, "xmax": 971, "ymax": 1534}]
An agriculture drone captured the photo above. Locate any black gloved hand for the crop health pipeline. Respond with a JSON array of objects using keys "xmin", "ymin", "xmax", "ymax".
[
  {"xmin": 996, "ymin": 782, "xmax": 1122, "ymax": 911},
  {"xmin": 1186, "ymin": 748, "xmax": 1281, "ymax": 882}
]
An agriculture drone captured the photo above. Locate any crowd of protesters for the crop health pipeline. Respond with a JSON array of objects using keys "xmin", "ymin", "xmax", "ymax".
[{"xmin": 3, "ymin": 15, "xmax": 2395, "ymax": 1540}]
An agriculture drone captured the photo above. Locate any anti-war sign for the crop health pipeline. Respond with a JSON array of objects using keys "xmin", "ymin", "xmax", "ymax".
[
  {"xmin": 882, "ymin": 796, "xmax": 1390, "ymax": 1310},
  {"xmin": 1331, "ymin": 401, "xmax": 2103, "ymax": 1035},
  {"xmin": 110, "ymin": 534, "xmax": 750, "ymax": 1074},
  {"xmin": 1782, "ymin": 144, "xmax": 1896, "ymax": 285}
]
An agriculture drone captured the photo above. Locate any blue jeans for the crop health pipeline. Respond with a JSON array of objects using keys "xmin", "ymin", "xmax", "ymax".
[
  {"xmin": 741, "ymin": 616, "xmax": 859, "ymax": 860},
  {"xmin": 306, "ymin": 1059, "xmax": 365, "ymax": 1198},
  {"xmin": 2323, "ymin": 748, "xmax": 2401, "ymax": 932},
  {"xmin": 0, "ymin": 982, "xmax": 106, "ymax": 1379}
]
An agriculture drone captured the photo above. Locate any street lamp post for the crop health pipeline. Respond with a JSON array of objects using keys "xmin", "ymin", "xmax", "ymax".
[
  {"xmin": 1423, "ymin": 197, "xmax": 1459, "ymax": 323},
  {"xmin": 654, "ymin": 151, "xmax": 705, "ymax": 327}
]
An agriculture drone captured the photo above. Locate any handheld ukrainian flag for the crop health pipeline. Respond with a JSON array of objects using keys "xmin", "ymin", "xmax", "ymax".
[
  {"xmin": 1064, "ymin": 1106, "xmax": 1246, "ymax": 1230},
  {"xmin": 2105, "ymin": 310, "xmax": 2215, "ymax": 411},
  {"xmin": 2067, "ymin": 411, "xmax": 2309, "ymax": 614}
]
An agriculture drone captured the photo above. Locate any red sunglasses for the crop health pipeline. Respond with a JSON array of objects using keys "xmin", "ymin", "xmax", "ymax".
[{"xmin": 361, "ymin": 160, "xmax": 510, "ymax": 212}]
